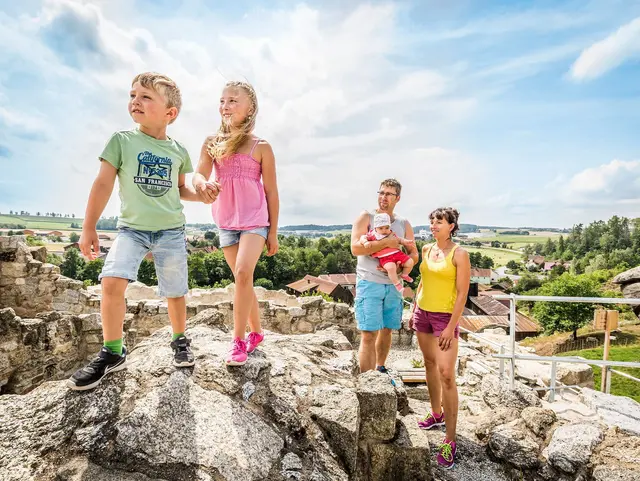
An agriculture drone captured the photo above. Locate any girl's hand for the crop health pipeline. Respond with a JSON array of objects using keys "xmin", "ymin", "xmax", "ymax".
[
  {"xmin": 196, "ymin": 181, "xmax": 220, "ymax": 204},
  {"xmin": 408, "ymin": 302, "xmax": 417, "ymax": 330},
  {"xmin": 266, "ymin": 231, "xmax": 279, "ymax": 256}
]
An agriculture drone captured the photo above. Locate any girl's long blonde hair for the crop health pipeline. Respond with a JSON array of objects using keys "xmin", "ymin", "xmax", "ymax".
[{"xmin": 208, "ymin": 81, "xmax": 258, "ymax": 163}]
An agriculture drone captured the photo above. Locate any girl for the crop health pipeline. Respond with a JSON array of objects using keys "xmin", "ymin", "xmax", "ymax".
[
  {"xmin": 411, "ymin": 207, "xmax": 470, "ymax": 469},
  {"xmin": 193, "ymin": 80, "xmax": 279, "ymax": 366}
]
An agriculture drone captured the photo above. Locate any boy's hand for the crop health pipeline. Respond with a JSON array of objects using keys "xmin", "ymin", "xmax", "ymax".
[{"xmin": 79, "ymin": 228, "xmax": 100, "ymax": 260}]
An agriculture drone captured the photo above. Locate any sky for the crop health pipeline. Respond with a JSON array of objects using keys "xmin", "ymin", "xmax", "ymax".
[{"xmin": 1, "ymin": 0, "xmax": 640, "ymax": 229}]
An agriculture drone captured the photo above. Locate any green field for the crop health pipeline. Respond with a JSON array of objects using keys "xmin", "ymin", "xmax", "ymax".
[
  {"xmin": 474, "ymin": 234, "xmax": 562, "ymax": 245},
  {"xmin": 560, "ymin": 345, "xmax": 640, "ymax": 402},
  {"xmin": 465, "ymin": 246, "xmax": 523, "ymax": 267},
  {"xmin": 0, "ymin": 214, "xmax": 82, "ymax": 230}
]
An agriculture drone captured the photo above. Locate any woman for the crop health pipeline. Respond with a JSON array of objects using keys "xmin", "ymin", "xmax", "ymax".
[{"xmin": 411, "ymin": 207, "xmax": 471, "ymax": 470}]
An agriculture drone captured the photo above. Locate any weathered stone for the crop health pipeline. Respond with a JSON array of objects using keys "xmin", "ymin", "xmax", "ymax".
[
  {"xmin": 356, "ymin": 371, "xmax": 397, "ymax": 442},
  {"xmin": 488, "ymin": 420, "xmax": 540, "ymax": 469},
  {"xmin": 480, "ymin": 374, "xmax": 541, "ymax": 410},
  {"xmin": 368, "ymin": 417, "xmax": 432, "ymax": 481},
  {"xmin": 547, "ymin": 423, "xmax": 604, "ymax": 474},
  {"xmin": 622, "ymin": 282, "xmax": 640, "ymax": 299},
  {"xmin": 521, "ymin": 406, "xmax": 557, "ymax": 437},
  {"xmin": 580, "ymin": 388, "xmax": 640, "ymax": 436},
  {"xmin": 612, "ymin": 266, "xmax": 640, "ymax": 285},
  {"xmin": 309, "ymin": 385, "xmax": 359, "ymax": 474},
  {"xmin": 592, "ymin": 465, "xmax": 640, "ymax": 481},
  {"xmin": 591, "ymin": 433, "xmax": 640, "ymax": 481},
  {"xmin": 475, "ymin": 407, "xmax": 519, "ymax": 441}
]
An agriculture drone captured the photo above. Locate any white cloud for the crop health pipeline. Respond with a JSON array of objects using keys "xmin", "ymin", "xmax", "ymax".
[
  {"xmin": 564, "ymin": 159, "xmax": 640, "ymax": 202},
  {"xmin": 1, "ymin": 1, "xmax": 487, "ymax": 227},
  {"xmin": 570, "ymin": 16, "xmax": 640, "ymax": 80}
]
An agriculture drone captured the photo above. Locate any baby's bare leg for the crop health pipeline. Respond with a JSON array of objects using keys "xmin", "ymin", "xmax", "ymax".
[
  {"xmin": 383, "ymin": 261, "xmax": 400, "ymax": 285},
  {"xmin": 402, "ymin": 258, "xmax": 415, "ymax": 275}
]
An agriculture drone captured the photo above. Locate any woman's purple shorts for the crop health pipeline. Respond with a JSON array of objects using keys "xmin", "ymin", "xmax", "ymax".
[{"xmin": 412, "ymin": 307, "xmax": 459, "ymax": 338}]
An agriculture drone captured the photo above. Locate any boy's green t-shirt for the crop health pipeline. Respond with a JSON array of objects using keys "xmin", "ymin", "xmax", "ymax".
[{"xmin": 100, "ymin": 129, "xmax": 193, "ymax": 231}]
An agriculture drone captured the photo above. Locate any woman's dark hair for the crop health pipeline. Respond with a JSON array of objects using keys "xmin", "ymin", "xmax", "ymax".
[{"xmin": 429, "ymin": 207, "xmax": 460, "ymax": 237}]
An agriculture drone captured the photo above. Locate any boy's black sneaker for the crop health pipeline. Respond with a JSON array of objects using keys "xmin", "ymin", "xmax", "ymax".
[
  {"xmin": 67, "ymin": 346, "xmax": 127, "ymax": 391},
  {"xmin": 171, "ymin": 335, "xmax": 195, "ymax": 367}
]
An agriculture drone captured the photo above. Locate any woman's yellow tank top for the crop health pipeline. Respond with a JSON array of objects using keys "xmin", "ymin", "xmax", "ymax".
[{"xmin": 417, "ymin": 244, "xmax": 459, "ymax": 313}]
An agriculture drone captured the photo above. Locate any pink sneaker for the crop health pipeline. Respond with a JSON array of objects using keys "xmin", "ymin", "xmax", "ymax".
[
  {"xmin": 437, "ymin": 439, "xmax": 456, "ymax": 469},
  {"xmin": 226, "ymin": 337, "xmax": 247, "ymax": 366},
  {"xmin": 394, "ymin": 282, "xmax": 404, "ymax": 293},
  {"xmin": 246, "ymin": 331, "xmax": 264, "ymax": 354},
  {"xmin": 401, "ymin": 274, "xmax": 413, "ymax": 282},
  {"xmin": 418, "ymin": 411, "xmax": 445, "ymax": 430}
]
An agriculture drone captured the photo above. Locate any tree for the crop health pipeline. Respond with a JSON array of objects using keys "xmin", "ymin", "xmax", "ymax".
[
  {"xmin": 532, "ymin": 273, "xmax": 601, "ymax": 339},
  {"xmin": 137, "ymin": 259, "xmax": 157, "ymax": 285},
  {"xmin": 506, "ymin": 260, "xmax": 520, "ymax": 271},
  {"xmin": 204, "ymin": 230, "xmax": 220, "ymax": 248},
  {"xmin": 69, "ymin": 232, "xmax": 80, "ymax": 243},
  {"xmin": 188, "ymin": 254, "xmax": 209, "ymax": 287},
  {"xmin": 513, "ymin": 273, "xmax": 543, "ymax": 294},
  {"xmin": 255, "ymin": 278, "xmax": 274, "ymax": 290},
  {"xmin": 335, "ymin": 249, "xmax": 356, "ymax": 273},
  {"xmin": 479, "ymin": 255, "xmax": 494, "ymax": 269},
  {"xmin": 60, "ymin": 248, "xmax": 86, "ymax": 280},
  {"xmin": 317, "ymin": 237, "xmax": 332, "ymax": 257},
  {"xmin": 81, "ymin": 259, "xmax": 105, "ymax": 285},
  {"xmin": 324, "ymin": 253, "xmax": 339, "ymax": 273}
]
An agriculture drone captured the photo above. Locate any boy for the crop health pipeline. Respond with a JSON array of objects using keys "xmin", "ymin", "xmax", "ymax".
[{"xmin": 68, "ymin": 72, "xmax": 218, "ymax": 391}]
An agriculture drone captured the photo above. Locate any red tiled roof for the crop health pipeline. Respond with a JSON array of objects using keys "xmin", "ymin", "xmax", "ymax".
[
  {"xmin": 469, "ymin": 296, "xmax": 509, "ymax": 316},
  {"xmin": 460, "ymin": 314, "xmax": 541, "ymax": 333},
  {"xmin": 470, "ymin": 268, "xmax": 492, "ymax": 278},
  {"xmin": 318, "ymin": 273, "xmax": 357, "ymax": 285}
]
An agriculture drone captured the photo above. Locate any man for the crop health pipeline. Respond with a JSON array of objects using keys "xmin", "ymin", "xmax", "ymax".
[{"xmin": 351, "ymin": 178, "xmax": 419, "ymax": 373}]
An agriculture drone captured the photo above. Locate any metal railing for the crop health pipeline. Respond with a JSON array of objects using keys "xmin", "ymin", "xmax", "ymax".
[{"xmin": 492, "ymin": 294, "xmax": 640, "ymax": 402}]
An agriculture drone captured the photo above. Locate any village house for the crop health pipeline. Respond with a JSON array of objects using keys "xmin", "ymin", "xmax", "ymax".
[
  {"xmin": 286, "ymin": 275, "xmax": 354, "ymax": 305},
  {"xmin": 470, "ymin": 268, "xmax": 492, "ymax": 285}
]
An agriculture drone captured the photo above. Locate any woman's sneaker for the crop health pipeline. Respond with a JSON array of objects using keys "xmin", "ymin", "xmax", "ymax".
[
  {"xmin": 170, "ymin": 335, "xmax": 195, "ymax": 367},
  {"xmin": 67, "ymin": 346, "xmax": 127, "ymax": 391},
  {"xmin": 418, "ymin": 411, "xmax": 445, "ymax": 430},
  {"xmin": 246, "ymin": 331, "xmax": 264, "ymax": 354},
  {"xmin": 226, "ymin": 337, "xmax": 248, "ymax": 366},
  {"xmin": 437, "ymin": 439, "xmax": 457, "ymax": 469}
]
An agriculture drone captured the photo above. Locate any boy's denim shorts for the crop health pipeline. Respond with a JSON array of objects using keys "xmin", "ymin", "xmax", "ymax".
[
  {"xmin": 218, "ymin": 227, "xmax": 269, "ymax": 248},
  {"xmin": 99, "ymin": 226, "xmax": 188, "ymax": 298},
  {"xmin": 354, "ymin": 278, "xmax": 403, "ymax": 332}
]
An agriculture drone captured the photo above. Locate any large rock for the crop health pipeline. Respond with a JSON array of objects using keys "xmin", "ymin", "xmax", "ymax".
[
  {"xmin": 368, "ymin": 417, "xmax": 432, "ymax": 481},
  {"xmin": 555, "ymin": 363, "xmax": 594, "ymax": 388},
  {"xmin": 612, "ymin": 266, "xmax": 640, "ymax": 285},
  {"xmin": 309, "ymin": 384, "xmax": 359, "ymax": 475},
  {"xmin": 591, "ymin": 432, "xmax": 640, "ymax": 481},
  {"xmin": 521, "ymin": 407, "xmax": 556, "ymax": 437},
  {"xmin": 356, "ymin": 370, "xmax": 397, "ymax": 442},
  {"xmin": 580, "ymin": 388, "xmax": 640, "ymax": 436},
  {"xmin": 622, "ymin": 282, "xmax": 640, "ymax": 299},
  {"xmin": 0, "ymin": 317, "xmax": 361, "ymax": 481},
  {"xmin": 480, "ymin": 374, "xmax": 541, "ymax": 411},
  {"xmin": 488, "ymin": 420, "xmax": 540, "ymax": 469},
  {"xmin": 546, "ymin": 422, "xmax": 604, "ymax": 474}
]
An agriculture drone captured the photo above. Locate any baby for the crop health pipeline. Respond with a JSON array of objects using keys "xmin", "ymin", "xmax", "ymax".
[{"xmin": 360, "ymin": 213, "xmax": 415, "ymax": 292}]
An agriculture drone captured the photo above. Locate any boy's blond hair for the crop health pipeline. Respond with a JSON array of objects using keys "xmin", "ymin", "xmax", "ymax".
[{"xmin": 132, "ymin": 72, "xmax": 182, "ymax": 124}]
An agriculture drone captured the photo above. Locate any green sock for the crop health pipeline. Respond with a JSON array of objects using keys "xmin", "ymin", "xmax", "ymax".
[
  {"xmin": 104, "ymin": 338, "xmax": 123, "ymax": 356},
  {"xmin": 172, "ymin": 332, "xmax": 184, "ymax": 341}
]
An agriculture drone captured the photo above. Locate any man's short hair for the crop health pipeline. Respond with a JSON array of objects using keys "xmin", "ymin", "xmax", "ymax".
[
  {"xmin": 380, "ymin": 178, "xmax": 402, "ymax": 196},
  {"xmin": 132, "ymin": 72, "xmax": 182, "ymax": 124}
]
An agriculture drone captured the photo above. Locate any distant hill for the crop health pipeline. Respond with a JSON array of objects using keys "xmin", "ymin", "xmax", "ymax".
[{"xmin": 281, "ymin": 224, "xmax": 352, "ymax": 231}]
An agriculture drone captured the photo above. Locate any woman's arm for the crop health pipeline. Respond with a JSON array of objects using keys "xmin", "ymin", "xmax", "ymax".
[{"xmin": 439, "ymin": 247, "xmax": 471, "ymax": 351}]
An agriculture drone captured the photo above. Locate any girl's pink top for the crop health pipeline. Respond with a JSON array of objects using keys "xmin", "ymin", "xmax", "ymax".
[{"xmin": 210, "ymin": 138, "xmax": 270, "ymax": 230}]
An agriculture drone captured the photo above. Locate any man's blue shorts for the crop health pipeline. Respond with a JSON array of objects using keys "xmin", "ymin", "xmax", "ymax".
[{"xmin": 354, "ymin": 278, "xmax": 403, "ymax": 332}]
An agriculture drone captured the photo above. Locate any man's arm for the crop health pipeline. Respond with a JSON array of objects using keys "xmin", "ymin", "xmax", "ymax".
[
  {"xmin": 351, "ymin": 211, "xmax": 399, "ymax": 256},
  {"xmin": 80, "ymin": 161, "xmax": 117, "ymax": 260},
  {"xmin": 403, "ymin": 221, "xmax": 419, "ymax": 265}
]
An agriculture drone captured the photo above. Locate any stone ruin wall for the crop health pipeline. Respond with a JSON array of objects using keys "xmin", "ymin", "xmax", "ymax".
[{"xmin": 0, "ymin": 236, "xmax": 413, "ymax": 394}]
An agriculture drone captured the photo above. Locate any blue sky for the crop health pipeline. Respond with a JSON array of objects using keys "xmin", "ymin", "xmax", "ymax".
[{"xmin": 1, "ymin": 0, "xmax": 640, "ymax": 228}]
